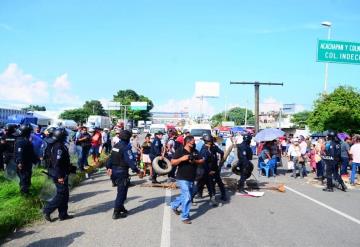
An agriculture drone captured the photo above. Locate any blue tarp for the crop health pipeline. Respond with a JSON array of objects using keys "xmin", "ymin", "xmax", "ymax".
[
  {"xmin": 231, "ymin": 126, "xmax": 246, "ymax": 133},
  {"xmin": 6, "ymin": 114, "xmax": 38, "ymax": 125}
]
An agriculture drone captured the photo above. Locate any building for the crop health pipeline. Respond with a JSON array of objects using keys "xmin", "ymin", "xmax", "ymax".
[
  {"xmin": 0, "ymin": 108, "xmax": 27, "ymax": 126},
  {"xmin": 150, "ymin": 112, "xmax": 190, "ymax": 126},
  {"xmin": 259, "ymin": 103, "xmax": 304, "ymax": 129}
]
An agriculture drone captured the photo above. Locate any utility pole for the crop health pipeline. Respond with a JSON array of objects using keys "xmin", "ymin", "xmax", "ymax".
[{"xmin": 230, "ymin": 81, "xmax": 284, "ymax": 134}]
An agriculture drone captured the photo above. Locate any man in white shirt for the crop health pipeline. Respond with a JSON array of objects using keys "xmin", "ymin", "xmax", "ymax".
[
  {"xmin": 349, "ymin": 134, "xmax": 360, "ymax": 185},
  {"xmin": 111, "ymin": 129, "xmax": 121, "ymax": 147}
]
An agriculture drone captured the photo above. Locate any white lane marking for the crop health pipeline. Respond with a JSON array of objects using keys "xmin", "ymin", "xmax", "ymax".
[
  {"xmin": 160, "ymin": 189, "xmax": 171, "ymax": 247},
  {"xmin": 285, "ymin": 185, "xmax": 360, "ymax": 225}
]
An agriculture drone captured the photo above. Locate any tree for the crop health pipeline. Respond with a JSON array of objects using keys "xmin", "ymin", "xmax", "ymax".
[
  {"xmin": 211, "ymin": 107, "xmax": 254, "ymax": 127},
  {"xmin": 22, "ymin": 105, "xmax": 46, "ymax": 111},
  {"xmin": 291, "ymin": 111, "xmax": 312, "ymax": 129},
  {"xmin": 307, "ymin": 86, "xmax": 360, "ymax": 134},
  {"xmin": 83, "ymin": 100, "xmax": 106, "ymax": 116},
  {"xmin": 59, "ymin": 108, "xmax": 88, "ymax": 124},
  {"xmin": 112, "ymin": 89, "xmax": 154, "ymax": 121}
]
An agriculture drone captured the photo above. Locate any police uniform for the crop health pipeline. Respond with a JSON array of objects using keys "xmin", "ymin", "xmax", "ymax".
[
  {"xmin": 15, "ymin": 136, "xmax": 38, "ymax": 194},
  {"xmin": 43, "ymin": 141, "xmax": 72, "ymax": 220},
  {"xmin": 3, "ymin": 133, "xmax": 18, "ymax": 171},
  {"xmin": 201, "ymin": 143, "xmax": 226, "ymax": 201},
  {"xmin": 322, "ymin": 138, "xmax": 346, "ymax": 192},
  {"xmin": 150, "ymin": 135, "xmax": 163, "ymax": 183},
  {"xmin": 107, "ymin": 140, "xmax": 140, "ymax": 219},
  {"xmin": 236, "ymin": 140, "xmax": 254, "ymax": 193},
  {"xmin": 41, "ymin": 136, "xmax": 55, "ymax": 168},
  {"xmin": 194, "ymin": 145, "xmax": 211, "ymax": 199}
]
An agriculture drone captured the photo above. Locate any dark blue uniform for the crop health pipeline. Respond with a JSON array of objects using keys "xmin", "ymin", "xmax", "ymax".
[
  {"xmin": 204, "ymin": 144, "xmax": 226, "ymax": 200},
  {"xmin": 41, "ymin": 137, "xmax": 55, "ymax": 168},
  {"xmin": 43, "ymin": 142, "xmax": 71, "ymax": 219},
  {"xmin": 150, "ymin": 136, "xmax": 163, "ymax": 182},
  {"xmin": 15, "ymin": 137, "xmax": 38, "ymax": 194},
  {"xmin": 237, "ymin": 142, "xmax": 253, "ymax": 191},
  {"xmin": 323, "ymin": 140, "xmax": 346, "ymax": 191},
  {"xmin": 107, "ymin": 140, "xmax": 140, "ymax": 212}
]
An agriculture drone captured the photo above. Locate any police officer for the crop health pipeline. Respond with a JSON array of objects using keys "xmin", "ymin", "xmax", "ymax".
[
  {"xmin": 149, "ymin": 131, "xmax": 164, "ymax": 184},
  {"xmin": 322, "ymin": 130, "xmax": 347, "ymax": 192},
  {"xmin": 3, "ymin": 124, "xmax": 18, "ymax": 172},
  {"xmin": 202, "ymin": 134, "xmax": 227, "ymax": 202},
  {"xmin": 236, "ymin": 134, "xmax": 254, "ymax": 194},
  {"xmin": 15, "ymin": 124, "xmax": 39, "ymax": 195},
  {"xmin": 195, "ymin": 135, "xmax": 221, "ymax": 206},
  {"xmin": 40, "ymin": 127, "xmax": 56, "ymax": 168},
  {"xmin": 106, "ymin": 130, "xmax": 144, "ymax": 219},
  {"xmin": 43, "ymin": 128, "xmax": 74, "ymax": 221}
]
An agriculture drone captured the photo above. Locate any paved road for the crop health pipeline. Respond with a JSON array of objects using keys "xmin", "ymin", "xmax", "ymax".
[{"xmin": 2, "ymin": 157, "xmax": 360, "ymax": 246}]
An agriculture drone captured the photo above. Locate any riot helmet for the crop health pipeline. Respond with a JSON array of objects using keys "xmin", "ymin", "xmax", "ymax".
[
  {"xmin": 18, "ymin": 124, "xmax": 33, "ymax": 137},
  {"xmin": 243, "ymin": 134, "xmax": 252, "ymax": 145},
  {"xmin": 5, "ymin": 124, "xmax": 18, "ymax": 135},
  {"xmin": 47, "ymin": 127, "xmax": 56, "ymax": 137},
  {"xmin": 203, "ymin": 134, "xmax": 213, "ymax": 143},
  {"xmin": 52, "ymin": 128, "xmax": 68, "ymax": 142},
  {"xmin": 327, "ymin": 130, "xmax": 337, "ymax": 141}
]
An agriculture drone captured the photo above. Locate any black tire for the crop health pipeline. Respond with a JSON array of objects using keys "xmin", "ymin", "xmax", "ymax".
[
  {"xmin": 231, "ymin": 161, "xmax": 241, "ymax": 176},
  {"xmin": 152, "ymin": 157, "xmax": 172, "ymax": 175}
]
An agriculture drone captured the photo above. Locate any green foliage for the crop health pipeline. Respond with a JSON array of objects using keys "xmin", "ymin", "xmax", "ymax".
[
  {"xmin": 59, "ymin": 100, "xmax": 107, "ymax": 124},
  {"xmin": 83, "ymin": 100, "xmax": 107, "ymax": 116},
  {"xmin": 291, "ymin": 111, "xmax": 311, "ymax": 129},
  {"xmin": 21, "ymin": 105, "xmax": 46, "ymax": 111},
  {"xmin": 211, "ymin": 107, "xmax": 254, "ymax": 127},
  {"xmin": 308, "ymin": 86, "xmax": 360, "ymax": 134},
  {"xmin": 0, "ymin": 169, "xmax": 46, "ymax": 239},
  {"xmin": 113, "ymin": 89, "xmax": 154, "ymax": 121},
  {"xmin": 59, "ymin": 108, "xmax": 88, "ymax": 124}
]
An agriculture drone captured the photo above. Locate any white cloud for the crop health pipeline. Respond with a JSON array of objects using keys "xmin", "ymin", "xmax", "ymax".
[
  {"xmin": 0, "ymin": 64, "xmax": 49, "ymax": 104},
  {"xmin": 53, "ymin": 73, "xmax": 71, "ymax": 90},
  {"xmin": 152, "ymin": 97, "xmax": 215, "ymax": 117},
  {"xmin": 0, "ymin": 64, "xmax": 81, "ymax": 108},
  {"xmin": 260, "ymin": 97, "xmax": 282, "ymax": 113},
  {"xmin": 52, "ymin": 73, "xmax": 81, "ymax": 105}
]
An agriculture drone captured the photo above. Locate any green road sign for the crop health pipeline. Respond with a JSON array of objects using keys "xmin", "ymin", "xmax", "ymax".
[
  {"xmin": 130, "ymin": 102, "xmax": 147, "ymax": 111},
  {"xmin": 317, "ymin": 39, "xmax": 360, "ymax": 65}
]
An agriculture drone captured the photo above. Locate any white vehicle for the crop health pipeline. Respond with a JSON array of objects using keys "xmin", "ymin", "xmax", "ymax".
[
  {"xmin": 86, "ymin": 115, "xmax": 111, "ymax": 129},
  {"xmin": 132, "ymin": 128, "xmax": 140, "ymax": 135},
  {"xmin": 137, "ymin": 120, "xmax": 145, "ymax": 128},
  {"xmin": 149, "ymin": 123, "xmax": 166, "ymax": 138},
  {"xmin": 143, "ymin": 127, "xmax": 150, "ymax": 133},
  {"xmin": 52, "ymin": 119, "xmax": 78, "ymax": 130},
  {"xmin": 188, "ymin": 124, "xmax": 212, "ymax": 143}
]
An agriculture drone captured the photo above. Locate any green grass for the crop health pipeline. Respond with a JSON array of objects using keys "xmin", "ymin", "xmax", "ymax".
[
  {"xmin": 0, "ymin": 168, "xmax": 46, "ymax": 239},
  {"xmin": 0, "ymin": 152, "xmax": 109, "ymax": 240}
]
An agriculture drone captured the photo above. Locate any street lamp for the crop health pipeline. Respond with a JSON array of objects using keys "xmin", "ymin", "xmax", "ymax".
[{"xmin": 321, "ymin": 21, "xmax": 332, "ymax": 94}]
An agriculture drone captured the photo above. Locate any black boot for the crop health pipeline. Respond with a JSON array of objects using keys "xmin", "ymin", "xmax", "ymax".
[
  {"xmin": 238, "ymin": 184, "xmax": 247, "ymax": 194},
  {"xmin": 339, "ymin": 181, "xmax": 347, "ymax": 192},
  {"xmin": 322, "ymin": 187, "xmax": 334, "ymax": 192},
  {"xmin": 120, "ymin": 206, "xmax": 128, "ymax": 214},
  {"xmin": 112, "ymin": 208, "xmax": 121, "ymax": 220}
]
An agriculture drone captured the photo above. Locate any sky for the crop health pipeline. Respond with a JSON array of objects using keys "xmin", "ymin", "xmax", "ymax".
[{"xmin": 0, "ymin": 0, "xmax": 359, "ymax": 118}]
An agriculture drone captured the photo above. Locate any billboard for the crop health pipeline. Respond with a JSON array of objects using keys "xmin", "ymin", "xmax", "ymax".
[
  {"xmin": 131, "ymin": 102, "xmax": 147, "ymax": 111},
  {"xmin": 195, "ymin": 82, "xmax": 220, "ymax": 98}
]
